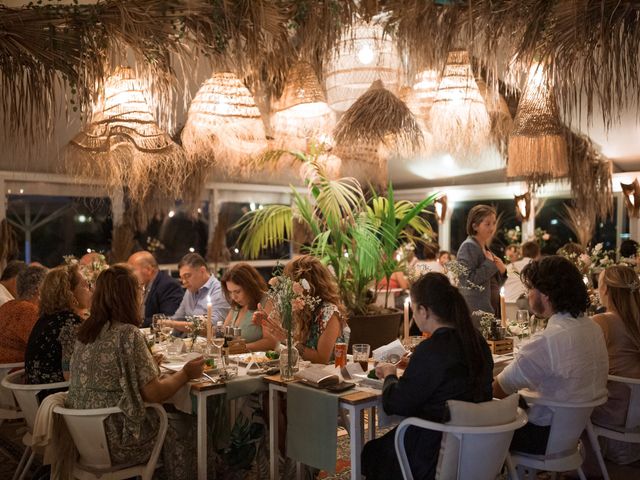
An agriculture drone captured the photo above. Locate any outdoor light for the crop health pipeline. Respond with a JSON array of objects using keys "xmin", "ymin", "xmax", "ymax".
[
  {"xmin": 514, "ymin": 191, "xmax": 531, "ymax": 221},
  {"xmin": 434, "ymin": 195, "xmax": 448, "ymax": 224},
  {"xmin": 621, "ymin": 178, "xmax": 640, "ymax": 217}
]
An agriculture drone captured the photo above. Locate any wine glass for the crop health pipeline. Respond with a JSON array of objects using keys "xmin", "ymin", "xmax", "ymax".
[
  {"xmin": 212, "ymin": 337, "xmax": 225, "ymax": 366},
  {"xmin": 516, "ymin": 310, "xmax": 530, "ymax": 342}
]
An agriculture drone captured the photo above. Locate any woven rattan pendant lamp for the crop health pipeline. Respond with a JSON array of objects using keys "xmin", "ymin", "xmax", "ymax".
[
  {"xmin": 66, "ymin": 66, "xmax": 187, "ymax": 218},
  {"xmin": 271, "ymin": 61, "xmax": 335, "ymax": 151},
  {"xmin": 181, "ymin": 72, "xmax": 267, "ymax": 176},
  {"xmin": 324, "ymin": 21, "xmax": 402, "ymax": 114},
  {"xmin": 507, "ymin": 63, "xmax": 568, "ymax": 184},
  {"xmin": 430, "ymin": 50, "xmax": 491, "ymax": 162}
]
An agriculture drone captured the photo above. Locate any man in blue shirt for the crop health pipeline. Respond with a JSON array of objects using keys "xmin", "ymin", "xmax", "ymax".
[{"xmin": 161, "ymin": 253, "xmax": 230, "ymax": 333}]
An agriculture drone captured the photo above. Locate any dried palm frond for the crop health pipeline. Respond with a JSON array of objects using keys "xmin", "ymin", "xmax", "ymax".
[
  {"xmin": 565, "ymin": 131, "xmax": 613, "ymax": 220},
  {"xmin": 430, "ymin": 50, "xmax": 491, "ymax": 162},
  {"xmin": 477, "ymin": 78, "xmax": 513, "ymax": 158},
  {"xmin": 334, "ymin": 80, "xmax": 423, "ymax": 155},
  {"xmin": 109, "ymin": 221, "xmax": 136, "ymax": 263},
  {"xmin": 560, "ymin": 204, "xmax": 596, "ymax": 249},
  {"xmin": 333, "ymin": 141, "xmax": 388, "ymax": 188}
]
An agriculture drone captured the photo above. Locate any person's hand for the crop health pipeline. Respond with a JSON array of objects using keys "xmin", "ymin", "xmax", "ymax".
[
  {"xmin": 152, "ymin": 352, "xmax": 164, "ymax": 366},
  {"xmin": 375, "ymin": 362, "xmax": 397, "ymax": 379},
  {"xmin": 182, "ymin": 356, "xmax": 205, "ymax": 380},
  {"xmin": 483, "ymin": 249, "xmax": 495, "ymax": 261},
  {"xmin": 252, "ymin": 304, "xmax": 268, "ymax": 326},
  {"xmin": 262, "ymin": 322, "xmax": 286, "ymax": 343},
  {"xmin": 493, "ymin": 256, "xmax": 507, "ymax": 274}
]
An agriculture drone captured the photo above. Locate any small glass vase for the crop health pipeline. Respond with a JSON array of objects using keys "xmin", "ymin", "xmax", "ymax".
[{"xmin": 279, "ymin": 340, "xmax": 299, "ymax": 381}]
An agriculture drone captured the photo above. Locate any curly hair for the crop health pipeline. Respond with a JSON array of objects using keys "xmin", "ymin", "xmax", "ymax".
[
  {"xmin": 77, "ymin": 264, "xmax": 142, "ymax": 344},
  {"xmin": 600, "ymin": 265, "xmax": 640, "ymax": 350},
  {"xmin": 40, "ymin": 264, "xmax": 82, "ymax": 316},
  {"xmin": 410, "ymin": 272, "xmax": 489, "ymax": 402},
  {"xmin": 283, "ymin": 255, "xmax": 347, "ymax": 344},
  {"xmin": 521, "ymin": 255, "xmax": 589, "ymax": 317},
  {"xmin": 221, "ymin": 263, "xmax": 267, "ymax": 310}
]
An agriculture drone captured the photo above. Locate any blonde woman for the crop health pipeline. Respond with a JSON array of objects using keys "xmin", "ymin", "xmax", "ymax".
[{"xmin": 592, "ymin": 265, "xmax": 640, "ymax": 464}]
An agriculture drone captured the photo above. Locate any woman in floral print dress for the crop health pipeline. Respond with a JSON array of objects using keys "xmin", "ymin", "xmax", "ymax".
[{"xmin": 65, "ymin": 264, "xmax": 204, "ymax": 478}]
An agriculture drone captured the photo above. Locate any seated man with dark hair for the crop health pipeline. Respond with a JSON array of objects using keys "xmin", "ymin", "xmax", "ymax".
[{"xmin": 492, "ymin": 255, "xmax": 608, "ymax": 454}]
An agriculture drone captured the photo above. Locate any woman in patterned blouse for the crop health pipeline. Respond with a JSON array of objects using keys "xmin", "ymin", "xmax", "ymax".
[
  {"xmin": 66, "ymin": 264, "xmax": 204, "ymax": 475},
  {"xmin": 24, "ymin": 263, "xmax": 92, "ymax": 388}
]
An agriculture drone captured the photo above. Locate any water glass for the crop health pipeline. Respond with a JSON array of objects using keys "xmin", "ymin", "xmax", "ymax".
[{"xmin": 352, "ymin": 343, "xmax": 371, "ymax": 372}]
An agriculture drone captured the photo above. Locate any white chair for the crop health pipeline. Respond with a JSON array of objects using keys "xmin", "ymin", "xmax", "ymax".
[
  {"xmin": 507, "ymin": 391, "xmax": 608, "ymax": 480},
  {"xmin": 585, "ymin": 374, "xmax": 640, "ymax": 480},
  {"xmin": 0, "ymin": 362, "xmax": 25, "ymax": 427},
  {"xmin": 53, "ymin": 403, "xmax": 168, "ymax": 480},
  {"xmin": 395, "ymin": 394, "xmax": 528, "ymax": 480},
  {"xmin": 1, "ymin": 369, "xmax": 69, "ymax": 480}
]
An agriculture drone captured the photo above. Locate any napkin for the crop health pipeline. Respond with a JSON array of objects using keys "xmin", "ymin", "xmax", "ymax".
[{"xmin": 372, "ymin": 339, "xmax": 407, "ymax": 361}]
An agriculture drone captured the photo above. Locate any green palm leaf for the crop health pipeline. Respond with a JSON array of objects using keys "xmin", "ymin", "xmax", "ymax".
[{"xmin": 235, "ymin": 205, "xmax": 293, "ymax": 259}]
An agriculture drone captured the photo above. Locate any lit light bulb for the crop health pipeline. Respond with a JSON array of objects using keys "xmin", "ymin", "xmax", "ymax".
[
  {"xmin": 168, "ymin": 210, "xmax": 175, "ymax": 218},
  {"xmin": 357, "ymin": 44, "xmax": 375, "ymax": 65}
]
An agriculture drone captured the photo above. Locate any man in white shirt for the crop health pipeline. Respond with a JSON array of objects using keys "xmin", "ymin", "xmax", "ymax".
[
  {"xmin": 0, "ymin": 260, "xmax": 27, "ymax": 307},
  {"xmin": 503, "ymin": 241, "xmax": 540, "ymax": 303},
  {"xmin": 493, "ymin": 255, "xmax": 608, "ymax": 454}
]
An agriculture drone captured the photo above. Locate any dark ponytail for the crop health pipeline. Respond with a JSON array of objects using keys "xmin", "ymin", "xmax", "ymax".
[{"xmin": 410, "ymin": 273, "xmax": 489, "ymax": 401}]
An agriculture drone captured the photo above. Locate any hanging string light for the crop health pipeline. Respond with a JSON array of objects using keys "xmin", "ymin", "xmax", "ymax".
[
  {"xmin": 507, "ymin": 62, "xmax": 568, "ymax": 185},
  {"xmin": 181, "ymin": 72, "xmax": 267, "ymax": 177}
]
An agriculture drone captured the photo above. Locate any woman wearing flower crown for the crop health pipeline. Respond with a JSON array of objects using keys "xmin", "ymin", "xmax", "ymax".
[
  {"xmin": 591, "ymin": 265, "xmax": 640, "ymax": 465},
  {"xmin": 256, "ymin": 255, "xmax": 348, "ymax": 364}
]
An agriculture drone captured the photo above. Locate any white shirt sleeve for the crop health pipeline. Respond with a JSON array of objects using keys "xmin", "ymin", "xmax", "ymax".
[{"xmin": 496, "ymin": 335, "xmax": 551, "ymax": 394}]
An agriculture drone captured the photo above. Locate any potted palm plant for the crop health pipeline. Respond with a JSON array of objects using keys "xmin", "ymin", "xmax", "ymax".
[{"xmin": 234, "ymin": 147, "xmax": 438, "ymax": 349}]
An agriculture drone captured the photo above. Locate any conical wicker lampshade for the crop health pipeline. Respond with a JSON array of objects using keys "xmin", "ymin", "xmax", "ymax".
[
  {"xmin": 181, "ymin": 72, "xmax": 267, "ymax": 176},
  {"xmin": 333, "ymin": 80, "xmax": 423, "ymax": 153},
  {"xmin": 272, "ymin": 61, "xmax": 335, "ymax": 151},
  {"xmin": 507, "ymin": 63, "xmax": 568, "ymax": 184},
  {"xmin": 324, "ymin": 21, "xmax": 402, "ymax": 113},
  {"xmin": 333, "ymin": 141, "xmax": 388, "ymax": 187},
  {"xmin": 430, "ymin": 50, "xmax": 491, "ymax": 162},
  {"xmin": 406, "ymin": 70, "xmax": 440, "ymax": 121},
  {"xmin": 65, "ymin": 66, "xmax": 187, "ymax": 219}
]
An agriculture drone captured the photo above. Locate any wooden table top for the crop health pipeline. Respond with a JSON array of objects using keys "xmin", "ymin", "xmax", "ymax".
[{"xmin": 263, "ymin": 374, "xmax": 381, "ymax": 404}]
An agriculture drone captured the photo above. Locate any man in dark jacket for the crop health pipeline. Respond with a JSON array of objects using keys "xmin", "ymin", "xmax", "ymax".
[{"xmin": 128, "ymin": 251, "xmax": 183, "ymax": 327}]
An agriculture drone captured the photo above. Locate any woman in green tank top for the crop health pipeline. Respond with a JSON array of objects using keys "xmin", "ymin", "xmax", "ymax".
[{"xmin": 221, "ymin": 263, "xmax": 276, "ymax": 352}]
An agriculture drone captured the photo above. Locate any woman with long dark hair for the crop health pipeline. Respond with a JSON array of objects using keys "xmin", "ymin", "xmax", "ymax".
[{"xmin": 361, "ymin": 272, "xmax": 494, "ymax": 480}]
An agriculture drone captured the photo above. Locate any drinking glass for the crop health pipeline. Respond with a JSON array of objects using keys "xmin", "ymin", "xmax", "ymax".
[
  {"xmin": 352, "ymin": 344, "xmax": 371, "ymax": 372},
  {"xmin": 152, "ymin": 314, "xmax": 166, "ymax": 343},
  {"xmin": 516, "ymin": 309, "xmax": 530, "ymax": 341},
  {"xmin": 212, "ymin": 337, "xmax": 225, "ymax": 365}
]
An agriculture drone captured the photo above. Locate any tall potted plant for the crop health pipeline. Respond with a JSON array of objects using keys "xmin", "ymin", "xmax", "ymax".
[{"xmin": 235, "ymin": 147, "xmax": 438, "ymax": 348}]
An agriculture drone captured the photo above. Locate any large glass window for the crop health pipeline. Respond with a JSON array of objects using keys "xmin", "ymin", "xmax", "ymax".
[{"xmin": 7, "ymin": 195, "xmax": 112, "ymax": 267}]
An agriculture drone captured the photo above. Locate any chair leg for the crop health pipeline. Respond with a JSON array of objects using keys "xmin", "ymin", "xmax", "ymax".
[
  {"xmin": 585, "ymin": 422, "xmax": 610, "ymax": 480},
  {"xmin": 17, "ymin": 451, "xmax": 35, "ymax": 480},
  {"xmin": 12, "ymin": 446, "xmax": 30, "ymax": 480},
  {"xmin": 576, "ymin": 467, "xmax": 587, "ymax": 480},
  {"xmin": 505, "ymin": 456, "xmax": 519, "ymax": 480}
]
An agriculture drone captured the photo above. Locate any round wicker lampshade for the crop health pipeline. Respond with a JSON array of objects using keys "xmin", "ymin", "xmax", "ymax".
[
  {"xmin": 507, "ymin": 64, "xmax": 568, "ymax": 183},
  {"xmin": 272, "ymin": 61, "xmax": 335, "ymax": 151},
  {"xmin": 66, "ymin": 66, "xmax": 187, "ymax": 217},
  {"xmin": 429, "ymin": 50, "xmax": 491, "ymax": 162},
  {"xmin": 181, "ymin": 72, "xmax": 267, "ymax": 174},
  {"xmin": 324, "ymin": 22, "xmax": 402, "ymax": 114}
]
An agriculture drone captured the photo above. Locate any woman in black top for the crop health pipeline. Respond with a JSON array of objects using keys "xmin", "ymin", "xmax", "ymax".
[
  {"xmin": 362, "ymin": 272, "xmax": 494, "ymax": 480},
  {"xmin": 25, "ymin": 264, "xmax": 92, "ymax": 387}
]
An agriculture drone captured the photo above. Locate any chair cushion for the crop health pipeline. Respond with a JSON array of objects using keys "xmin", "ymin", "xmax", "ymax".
[{"xmin": 435, "ymin": 394, "xmax": 519, "ymax": 479}]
